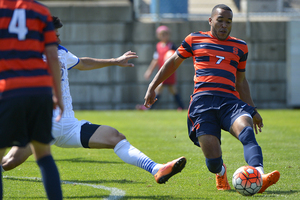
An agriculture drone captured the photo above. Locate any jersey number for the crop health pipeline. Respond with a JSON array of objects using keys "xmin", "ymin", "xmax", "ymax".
[
  {"xmin": 8, "ymin": 9, "xmax": 28, "ymax": 40},
  {"xmin": 216, "ymin": 55, "xmax": 225, "ymax": 64}
]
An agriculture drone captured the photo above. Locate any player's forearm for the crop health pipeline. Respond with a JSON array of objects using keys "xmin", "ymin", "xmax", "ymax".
[
  {"xmin": 77, "ymin": 57, "xmax": 117, "ymax": 70},
  {"xmin": 236, "ymin": 79, "xmax": 255, "ymax": 107},
  {"xmin": 149, "ymin": 60, "xmax": 178, "ymax": 90}
]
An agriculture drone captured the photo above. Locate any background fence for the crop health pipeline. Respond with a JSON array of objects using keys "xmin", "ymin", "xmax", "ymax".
[
  {"xmin": 133, "ymin": 0, "xmax": 300, "ymax": 21},
  {"xmin": 44, "ymin": 0, "xmax": 300, "ymax": 109}
]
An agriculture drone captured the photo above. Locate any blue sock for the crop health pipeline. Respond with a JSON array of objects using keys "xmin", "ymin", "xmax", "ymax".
[
  {"xmin": 137, "ymin": 155, "xmax": 157, "ymax": 174},
  {"xmin": 37, "ymin": 155, "xmax": 62, "ymax": 200},
  {"xmin": 206, "ymin": 156, "xmax": 223, "ymax": 173},
  {"xmin": 174, "ymin": 94, "xmax": 184, "ymax": 109},
  {"xmin": 238, "ymin": 127, "xmax": 263, "ymax": 167}
]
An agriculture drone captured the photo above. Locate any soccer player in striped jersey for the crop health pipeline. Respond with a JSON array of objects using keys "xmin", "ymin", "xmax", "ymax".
[
  {"xmin": 144, "ymin": 4, "xmax": 280, "ymax": 193},
  {"xmin": 1, "ymin": 16, "xmax": 186, "ymax": 185},
  {"xmin": 0, "ymin": 1, "xmax": 63, "ymax": 199}
]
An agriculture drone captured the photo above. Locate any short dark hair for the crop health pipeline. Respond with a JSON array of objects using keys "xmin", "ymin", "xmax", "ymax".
[
  {"xmin": 211, "ymin": 4, "xmax": 232, "ymax": 16},
  {"xmin": 52, "ymin": 16, "xmax": 63, "ymax": 29}
]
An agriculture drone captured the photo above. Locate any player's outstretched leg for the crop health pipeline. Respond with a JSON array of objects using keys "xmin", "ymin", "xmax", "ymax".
[
  {"xmin": 154, "ymin": 156, "xmax": 186, "ymax": 184},
  {"xmin": 2, "ymin": 145, "xmax": 32, "ymax": 171},
  {"xmin": 114, "ymin": 139, "xmax": 186, "ymax": 183},
  {"xmin": 216, "ymin": 164, "xmax": 231, "ymax": 190},
  {"xmin": 92, "ymin": 127, "xmax": 186, "ymax": 184},
  {"xmin": 258, "ymin": 170, "xmax": 280, "ymax": 193}
]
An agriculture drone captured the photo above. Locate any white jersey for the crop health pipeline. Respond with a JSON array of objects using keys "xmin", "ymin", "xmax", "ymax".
[
  {"xmin": 53, "ymin": 45, "xmax": 79, "ymax": 119},
  {"xmin": 51, "ymin": 45, "xmax": 89, "ymax": 148}
]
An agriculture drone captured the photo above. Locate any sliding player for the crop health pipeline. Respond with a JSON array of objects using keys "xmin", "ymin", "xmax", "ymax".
[{"xmin": 2, "ymin": 16, "xmax": 186, "ymax": 184}]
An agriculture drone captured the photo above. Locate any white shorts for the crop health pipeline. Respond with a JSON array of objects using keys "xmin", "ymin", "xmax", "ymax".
[{"xmin": 51, "ymin": 117, "xmax": 89, "ymax": 148}]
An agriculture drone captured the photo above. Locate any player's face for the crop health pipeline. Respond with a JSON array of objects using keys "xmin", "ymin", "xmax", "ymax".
[
  {"xmin": 55, "ymin": 29, "xmax": 61, "ymax": 44},
  {"xmin": 157, "ymin": 31, "xmax": 170, "ymax": 43},
  {"xmin": 209, "ymin": 8, "xmax": 232, "ymax": 41}
]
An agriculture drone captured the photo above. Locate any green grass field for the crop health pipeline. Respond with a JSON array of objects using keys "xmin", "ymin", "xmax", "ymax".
[{"xmin": 3, "ymin": 109, "xmax": 300, "ymax": 199}]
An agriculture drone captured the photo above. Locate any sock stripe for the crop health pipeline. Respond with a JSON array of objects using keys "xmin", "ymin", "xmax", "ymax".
[{"xmin": 137, "ymin": 155, "xmax": 156, "ymax": 173}]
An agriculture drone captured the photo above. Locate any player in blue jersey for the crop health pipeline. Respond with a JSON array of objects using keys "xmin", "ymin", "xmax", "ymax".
[
  {"xmin": 144, "ymin": 4, "xmax": 280, "ymax": 193},
  {"xmin": 1, "ymin": 16, "xmax": 186, "ymax": 184}
]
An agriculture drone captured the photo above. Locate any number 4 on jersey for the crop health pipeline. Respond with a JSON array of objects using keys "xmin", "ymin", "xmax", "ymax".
[{"xmin": 8, "ymin": 9, "xmax": 28, "ymax": 40}]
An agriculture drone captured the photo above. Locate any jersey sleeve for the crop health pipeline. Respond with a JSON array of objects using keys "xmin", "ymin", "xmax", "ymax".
[
  {"xmin": 66, "ymin": 51, "xmax": 80, "ymax": 70},
  {"xmin": 171, "ymin": 43, "xmax": 177, "ymax": 50},
  {"xmin": 44, "ymin": 15, "xmax": 58, "ymax": 46},
  {"xmin": 176, "ymin": 34, "xmax": 193, "ymax": 59},
  {"xmin": 237, "ymin": 44, "xmax": 248, "ymax": 72}
]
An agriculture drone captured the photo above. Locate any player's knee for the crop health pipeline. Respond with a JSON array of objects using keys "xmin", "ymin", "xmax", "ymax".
[
  {"xmin": 116, "ymin": 132, "xmax": 126, "ymax": 141},
  {"xmin": 238, "ymin": 126, "xmax": 258, "ymax": 145},
  {"xmin": 206, "ymin": 156, "xmax": 223, "ymax": 173},
  {"xmin": 107, "ymin": 127, "xmax": 126, "ymax": 144}
]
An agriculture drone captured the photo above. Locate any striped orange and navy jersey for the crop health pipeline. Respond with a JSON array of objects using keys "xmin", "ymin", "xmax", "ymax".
[
  {"xmin": 0, "ymin": 0, "xmax": 57, "ymax": 100},
  {"xmin": 176, "ymin": 31, "xmax": 248, "ymax": 99}
]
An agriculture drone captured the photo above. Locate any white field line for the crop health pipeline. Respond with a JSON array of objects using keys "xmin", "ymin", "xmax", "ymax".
[{"xmin": 3, "ymin": 176, "xmax": 126, "ymax": 200}]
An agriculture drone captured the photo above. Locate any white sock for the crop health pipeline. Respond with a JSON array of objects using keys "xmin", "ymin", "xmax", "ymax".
[
  {"xmin": 217, "ymin": 165, "xmax": 225, "ymax": 176},
  {"xmin": 255, "ymin": 166, "xmax": 264, "ymax": 175},
  {"xmin": 114, "ymin": 139, "xmax": 161, "ymax": 175},
  {"xmin": 151, "ymin": 163, "xmax": 163, "ymax": 175}
]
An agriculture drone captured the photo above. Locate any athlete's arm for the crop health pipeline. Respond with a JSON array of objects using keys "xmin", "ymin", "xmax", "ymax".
[
  {"xmin": 236, "ymin": 71, "xmax": 255, "ymax": 106},
  {"xmin": 236, "ymin": 71, "xmax": 263, "ymax": 134},
  {"xmin": 73, "ymin": 51, "xmax": 138, "ymax": 70},
  {"xmin": 144, "ymin": 59, "xmax": 158, "ymax": 80},
  {"xmin": 144, "ymin": 52, "xmax": 184, "ymax": 108},
  {"xmin": 44, "ymin": 45, "xmax": 64, "ymax": 121}
]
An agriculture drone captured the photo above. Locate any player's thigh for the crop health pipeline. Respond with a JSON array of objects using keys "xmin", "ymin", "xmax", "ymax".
[
  {"xmin": 198, "ymin": 134, "xmax": 222, "ymax": 159},
  {"xmin": 230, "ymin": 115, "xmax": 253, "ymax": 138},
  {"xmin": 88, "ymin": 125, "xmax": 125, "ymax": 149},
  {"xmin": 30, "ymin": 141, "xmax": 51, "ymax": 160},
  {"xmin": 188, "ymin": 96, "xmax": 222, "ymax": 147},
  {"xmin": 3, "ymin": 145, "xmax": 32, "ymax": 163},
  {"xmin": 0, "ymin": 148, "xmax": 6, "ymax": 163},
  {"xmin": 219, "ymin": 97, "xmax": 255, "ymax": 138}
]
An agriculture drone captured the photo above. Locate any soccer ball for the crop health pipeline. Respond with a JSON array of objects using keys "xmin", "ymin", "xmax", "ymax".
[{"xmin": 232, "ymin": 166, "xmax": 262, "ymax": 196}]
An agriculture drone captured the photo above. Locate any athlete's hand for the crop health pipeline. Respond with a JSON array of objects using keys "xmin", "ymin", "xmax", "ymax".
[
  {"xmin": 144, "ymin": 89, "xmax": 157, "ymax": 108},
  {"xmin": 53, "ymin": 95, "xmax": 64, "ymax": 122},
  {"xmin": 253, "ymin": 112, "xmax": 263, "ymax": 134},
  {"xmin": 115, "ymin": 51, "xmax": 138, "ymax": 67}
]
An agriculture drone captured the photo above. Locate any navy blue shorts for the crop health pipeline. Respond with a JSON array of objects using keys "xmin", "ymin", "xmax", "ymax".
[
  {"xmin": 187, "ymin": 95, "xmax": 256, "ymax": 147},
  {"xmin": 80, "ymin": 123, "xmax": 100, "ymax": 148},
  {"xmin": 0, "ymin": 95, "xmax": 53, "ymax": 148}
]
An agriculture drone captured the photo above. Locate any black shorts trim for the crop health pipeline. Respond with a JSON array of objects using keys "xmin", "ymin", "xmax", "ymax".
[{"xmin": 80, "ymin": 123, "xmax": 100, "ymax": 148}]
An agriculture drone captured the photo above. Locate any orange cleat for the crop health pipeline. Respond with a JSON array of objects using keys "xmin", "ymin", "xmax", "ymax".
[
  {"xmin": 258, "ymin": 170, "xmax": 280, "ymax": 193},
  {"xmin": 154, "ymin": 156, "xmax": 186, "ymax": 184},
  {"xmin": 216, "ymin": 164, "xmax": 231, "ymax": 190}
]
